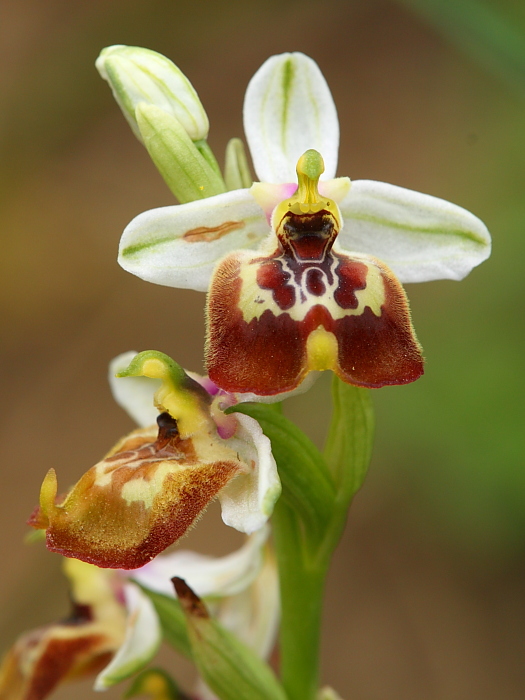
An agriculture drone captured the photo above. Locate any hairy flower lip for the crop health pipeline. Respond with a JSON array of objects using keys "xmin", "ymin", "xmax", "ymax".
[
  {"xmin": 29, "ymin": 352, "xmax": 281, "ymax": 569},
  {"xmin": 30, "ymin": 421, "xmax": 244, "ymax": 570},
  {"xmin": 204, "ymin": 151, "xmax": 425, "ymax": 396}
]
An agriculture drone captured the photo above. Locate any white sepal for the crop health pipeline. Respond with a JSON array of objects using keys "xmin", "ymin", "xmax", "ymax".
[
  {"xmin": 109, "ymin": 352, "xmax": 160, "ymax": 428},
  {"xmin": 119, "ymin": 189, "xmax": 269, "ymax": 292},
  {"xmin": 131, "ymin": 525, "xmax": 270, "ymax": 599},
  {"xmin": 337, "ymin": 180, "xmax": 491, "ymax": 282},
  {"xmin": 94, "ymin": 583, "xmax": 161, "ymax": 690},
  {"xmin": 244, "ymin": 52, "xmax": 339, "ymax": 183}
]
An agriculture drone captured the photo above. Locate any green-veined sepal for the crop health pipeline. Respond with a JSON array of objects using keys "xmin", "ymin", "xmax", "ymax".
[{"xmin": 338, "ymin": 179, "xmax": 491, "ymax": 282}]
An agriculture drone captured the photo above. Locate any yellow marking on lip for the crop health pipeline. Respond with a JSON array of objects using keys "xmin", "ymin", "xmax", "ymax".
[
  {"xmin": 306, "ymin": 328, "xmax": 338, "ymax": 371},
  {"xmin": 120, "ymin": 462, "xmax": 175, "ymax": 509}
]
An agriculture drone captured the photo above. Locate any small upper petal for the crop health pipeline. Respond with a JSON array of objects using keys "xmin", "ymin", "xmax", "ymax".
[
  {"xmin": 337, "ymin": 180, "xmax": 491, "ymax": 283},
  {"xmin": 244, "ymin": 53, "xmax": 339, "ymax": 183},
  {"xmin": 119, "ymin": 189, "xmax": 269, "ymax": 292}
]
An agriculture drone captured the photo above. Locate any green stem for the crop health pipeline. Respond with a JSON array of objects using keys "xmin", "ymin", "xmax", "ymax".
[
  {"xmin": 234, "ymin": 381, "xmax": 374, "ymax": 700},
  {"xmin": 272, "ymin": 498, "xmax": 328, "ymax": 700}
]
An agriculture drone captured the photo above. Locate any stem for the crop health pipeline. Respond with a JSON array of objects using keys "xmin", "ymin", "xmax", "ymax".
[
  {"xmin": 272, "ymin": 498, "xmax": 328, "ymax": 700},
  {"xmin": 234, "ymin": 383, "xmax": 374, "ymax": 700}
]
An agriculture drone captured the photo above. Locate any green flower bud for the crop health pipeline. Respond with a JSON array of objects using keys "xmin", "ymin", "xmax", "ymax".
[
  {"xmin": 96, "ymin": 45, "xmax": 209, "ymax": 142},
  {"xmin": 135, "ymin": 103, "xmax": 226, "ymax": 202}
]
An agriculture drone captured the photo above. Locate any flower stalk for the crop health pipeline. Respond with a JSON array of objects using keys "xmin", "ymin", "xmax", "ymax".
[{"xmin": 235, "ymin": 378, "xmax": 374, "ymax": 700}]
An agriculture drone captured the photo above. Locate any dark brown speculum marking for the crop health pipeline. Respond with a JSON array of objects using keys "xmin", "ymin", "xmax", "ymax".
[{"xmin": 279, "ymin": 210, "xmax": 337, "ymax": 262}]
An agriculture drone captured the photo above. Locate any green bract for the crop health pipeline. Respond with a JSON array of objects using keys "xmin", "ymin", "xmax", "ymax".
[{"xmin": 174, "ymin": 578, "xmax": 287, "ymax": 700}]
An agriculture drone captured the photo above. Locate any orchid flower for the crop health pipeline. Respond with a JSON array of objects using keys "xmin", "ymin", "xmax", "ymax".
[
  {"xmin": 0, "ymin": 558, "xmax": 131, "ymax": 700},
  {"xmin": 29, "ymin": 351, "xmax": 280, "ymax": 569},
  {"xmin": 0, "ymin": 527, "xmax": 277, "ymax": 700},
  {"xmin": 105, "ymin": 50, "xmax": 491, "ymax": 397}
]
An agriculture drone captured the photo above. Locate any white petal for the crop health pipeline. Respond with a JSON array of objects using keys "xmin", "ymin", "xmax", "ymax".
[
  {"xmin": 338, "ymin": 180, "xmax": 491, "ymax": 283},
  {"xmin": 119, "ymin": 189, "xmax": 268, "ymax": 292},
  {"xmin": 213, "ymin": 543, "xmax": 280, "ymax": 660},
  {"xmin": 109, "ymin": 352, "xmax": 160, "ymax": 428},
  {"xmin": 132, "ymin": 525, "xmax": 270, "ymax": 599},
  {"xmin": 218, "ymin": 414, "xmax": 281, "ymax": 533},
  {"xmin": 94, "ymin": 583, "xmax": 161, "ymax": 690},
  {"xmin": 244, "ymin": 53, "xmax": 339, "ymax": 183}
]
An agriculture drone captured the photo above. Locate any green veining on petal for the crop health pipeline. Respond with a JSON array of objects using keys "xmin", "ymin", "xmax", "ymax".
[
  {"xmin": 347, "ymin": 211, "xmax": 488, "ymax": 245},
  {"xmin": 304, "ymin": 69, "xmax": 321, "ymax": 149},
  {"xmin": 122, "ymin": 236, "xmax": 181, "ymax": 258},
  {"xmin": 281, "ymin": 58, "xmax": 295, "ymax": 152}
]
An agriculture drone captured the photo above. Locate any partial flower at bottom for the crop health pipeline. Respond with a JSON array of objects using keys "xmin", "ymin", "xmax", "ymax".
[
  {"xmin": 0, "ymin": 558, "xmax": 128, "ymax": 700},
  {"xmin": 0, "ymin": 527, "xmax": 276, "ymax": 699},
  {"xmin": 28, "ymin": 351, "xmax": 280, "ymax": 569}
]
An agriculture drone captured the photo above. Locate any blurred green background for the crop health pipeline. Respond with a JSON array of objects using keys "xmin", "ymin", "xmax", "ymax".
[{"xmin": 1, "ymin": 0, "xmax": 525, "ymax": 697}]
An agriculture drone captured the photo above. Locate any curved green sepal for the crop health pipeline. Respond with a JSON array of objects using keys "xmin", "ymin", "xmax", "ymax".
[{"xmin": 117, "ymin": 350, "xmax": 212, "ymax": 437}]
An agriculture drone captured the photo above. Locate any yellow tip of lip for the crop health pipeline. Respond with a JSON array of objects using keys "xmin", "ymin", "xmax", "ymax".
[{"xmin": 306, "ymin": 328, "xmax": 338, "ymax": 371}]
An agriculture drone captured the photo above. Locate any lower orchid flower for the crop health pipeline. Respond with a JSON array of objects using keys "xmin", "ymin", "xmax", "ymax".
[
  {"xmin": 28, "ymin": 351, "xmax": 280, "ymax": 569},
  {"xmin": 0, "ymin": 527, "xmax": 277, "ymax": 700},
  {"xmin": 0, "ymin": 558, "xmax": 130, "ymax": 700}
]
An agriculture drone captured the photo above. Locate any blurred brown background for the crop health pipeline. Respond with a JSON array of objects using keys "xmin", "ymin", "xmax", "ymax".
[{"xmin": 1, "ymin": 0, "xmax": 525, "ymax": 698}]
